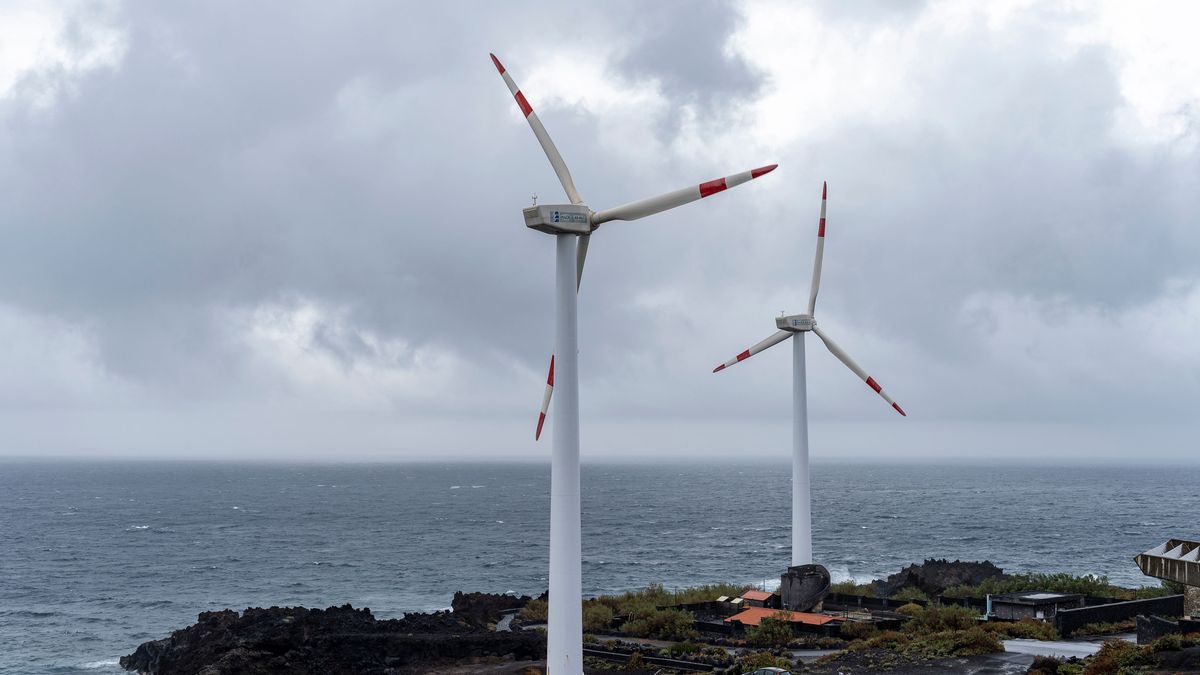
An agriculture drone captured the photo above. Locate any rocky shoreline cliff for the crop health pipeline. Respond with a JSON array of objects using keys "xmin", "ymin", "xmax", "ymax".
[{"xmin": 120, "ymin": 593, "xmax": 543, "ymax": 675}]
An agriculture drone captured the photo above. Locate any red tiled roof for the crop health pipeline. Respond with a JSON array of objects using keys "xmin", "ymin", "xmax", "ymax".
[
  {"xmin": 724, "ymin": 607, "xmax": 839, "ymax": 626},
  {"xmin": 740, "ymin": 590, "xmax": 775, "ymax": 602}
]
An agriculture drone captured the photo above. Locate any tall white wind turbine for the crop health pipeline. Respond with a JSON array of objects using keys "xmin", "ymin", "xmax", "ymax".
[
  {"xmin": 712, "ymin": 183, "xmax": 904, "ymax": 567},
  {"xmin": 490, "ymin": 53, "xmax": 777, "ymax": 674}
]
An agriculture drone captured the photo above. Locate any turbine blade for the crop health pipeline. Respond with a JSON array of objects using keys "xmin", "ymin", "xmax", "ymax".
[
  {"xmin": 812, "ymin": 326, "xmax": 906, "ymax": 416},
  {"xmin": 591, "ymin": 164, "xmax": 778, "ymax": 225},
  {"xmin": 807, "ymin": 181, "xmax": 827, "ymax": 315},
  {"xmin": 490, "ymin": 53, "xmax": 584, "ymax": 206},
  {"xmin": 535, "ymin": 355, "xmax": 555, "ymax": 440},
  {"xmin": 535, "ymin": 233, "xmax": 589, "ymax": 441},
  {"xmin": 712, "ymin": 330, "xmax": 792, "ymax": 373},
  {"xmin": 575, "ymin": 234, "xmax": 590, "ymax": 290}
]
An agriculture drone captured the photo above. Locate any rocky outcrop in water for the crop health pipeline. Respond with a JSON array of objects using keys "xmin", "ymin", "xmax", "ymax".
[
  {"xmin": 877, "ymin": 559, "xmax": 1006, "ymax": 597},
  {"xmin": 120, "ymin": 600, "xmax": 543, "ymax": 675}
]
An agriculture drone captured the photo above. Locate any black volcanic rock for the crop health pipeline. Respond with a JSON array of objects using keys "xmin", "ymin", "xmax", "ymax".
[
  {"xmin": 877, "ymin": 559, "xmax": 1006, "ymax": 597},
  {"xmin": 120, "ymin": 603, "xmax": 544, "ymax": 674},
  {"xmin": 450, "ymin": 591, "xmax": 531, "ymax": 627}
]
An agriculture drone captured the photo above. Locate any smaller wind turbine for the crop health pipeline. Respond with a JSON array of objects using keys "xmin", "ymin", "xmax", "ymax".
[{"xmin": 712, "ymin": 182, "xmax": 905, "ymax": 567}]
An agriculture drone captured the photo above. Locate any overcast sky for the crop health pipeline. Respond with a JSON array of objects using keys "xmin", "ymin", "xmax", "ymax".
[{"xmin": 1, "ymin": 0, "xmax": 1197, "ymax": 463}]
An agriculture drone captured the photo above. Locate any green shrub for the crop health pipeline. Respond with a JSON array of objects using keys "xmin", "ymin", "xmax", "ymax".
[
  {"xmin": 518, "ymin": 597, "xmax": 547, "ymax": 622},
  {"xmin": 582, "ymin": 603, "xmax": 613, "ymax": 633},
  {"xmin": 891, "ymin": 587, "xmax": 931, "ymax": 603},
  {"xmin": 666, "ymin": 641, "xmax": 701, "ymax": 655},
  {"xmin": 903, "ymin": 605, "xmax": 978, "ymax": 634},
  {"xmin": 1083, "ymin": 639, "xmax": 1141, "ymax": 674},
  {"xmin": 831, "ymin": 580, "xmax": 877, "ymax": 596},
  {"xmin": 897, "ymin": 602, "xmax": 923, "ymax": 617},
  {"xmin": 1149, "ymin": 633, "xmax": 1183, "ymax": 652},
  {"xmin": 747, "ymin": 616, "xmax": 795, "ymax": 647},
  {"xmin": 620, "ymin": 608, "xmax": 697, "ymax": 640},
  {"xmin": 1028, "ymin": 654, "xmax": 1063, "ymax": 675},
  {"xmin": 840, "ymin": 620, "xmax": 880, "ymax": 640},
  {"xmin": 1069, "ymin": 619, "xmax": 1135, "ymax": 637},
  {"xmin": 941, "ymin": 572, "xmax": 1165, "ymax": 601},
  {"xmin": 736, "ymin": 650, "xmax": 794, "ymax": 671},
  {"xmin": 867, "ymin": 626, "xmax": 1002, "ymax": 659},
  {"xmin": 985, "ymin": 618, "xmax": 1059, "ymax": 640}
]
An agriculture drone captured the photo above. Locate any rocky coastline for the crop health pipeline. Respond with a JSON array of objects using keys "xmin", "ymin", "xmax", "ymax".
[
  {"xmin": 120, "ymin": 560, "xmax": 1189, "ymax": 675},
  {"xmin": 120, "ymin": 593, "xmax": 545, "ymax": 675}
]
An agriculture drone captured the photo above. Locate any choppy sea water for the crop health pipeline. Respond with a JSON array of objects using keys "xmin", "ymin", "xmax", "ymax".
[{"xmin": 2, "ymin": 460, "xmax": 1197, "ymax": 674}]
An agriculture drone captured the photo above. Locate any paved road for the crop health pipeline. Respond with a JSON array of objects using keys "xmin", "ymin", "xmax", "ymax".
[{"xmin": 1002, "ymin": 638, "xmax": 1102, "ymax": 659}]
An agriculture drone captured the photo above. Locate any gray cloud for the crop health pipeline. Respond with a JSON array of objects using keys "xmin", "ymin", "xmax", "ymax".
[{"xmin": 0, "ymin": 1, "xmax": 1197, "ymax": 461}]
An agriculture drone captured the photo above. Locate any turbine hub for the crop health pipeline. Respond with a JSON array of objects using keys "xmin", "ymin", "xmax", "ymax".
[
  {"xmin": 523, "ymin": 204, "xmax": 593, "ymax": 235},
  {"xmin": 776, "ymin": 314, "xmax": 815, "ymax": 332}
]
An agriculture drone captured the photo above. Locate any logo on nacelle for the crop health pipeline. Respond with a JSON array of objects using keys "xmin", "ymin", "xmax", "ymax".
[{"xmin": 553, "ymin": 210, "xmax": 560, "ymax": 222}]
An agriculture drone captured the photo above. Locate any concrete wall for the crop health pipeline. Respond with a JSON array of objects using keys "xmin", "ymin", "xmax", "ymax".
[{"xmin": 1054, "ymin": 595, "xmax": 1184, "ymax": 636}]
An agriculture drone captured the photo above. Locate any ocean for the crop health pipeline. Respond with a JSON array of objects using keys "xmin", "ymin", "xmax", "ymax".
[{"xmin": 2, "ymin": 460, "xmax": 1196, "ymax": 674}]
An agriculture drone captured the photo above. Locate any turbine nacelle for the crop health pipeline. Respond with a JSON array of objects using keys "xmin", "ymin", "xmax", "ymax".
[
  {"xmin": 776, "ymin": 314, "xmax": 816, "ymax": 332},
  {"xmin": 523, "ymin": 204, "xmax": 593, "ymax": 235}
]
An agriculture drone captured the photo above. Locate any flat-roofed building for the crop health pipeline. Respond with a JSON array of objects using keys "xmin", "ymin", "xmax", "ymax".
[{"xmin": 989, "ymin": 591, "xmax": 1083, "ymax": 621}]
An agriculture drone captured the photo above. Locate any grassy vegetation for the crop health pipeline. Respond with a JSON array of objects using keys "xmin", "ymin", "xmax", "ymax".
[
  {"xmin": 862, "ymin": 627, "xmax": 1003, "ymax": 659},
  {"xmin": 1069, "ymin": 619, "xmax": 1136, "ymax": 638},
  {"xmin": 586, "ymin": 582, "xmax": 751, "ymax": 618},
  {"xmin": 831, "ymin": 579, "xmax": 877, "ymax": 596},
  {"xmin": 1029, "ymin": 633, "xmax": 1200, "ymax": 675},
  {"xmin": 582, "ymin": 603, "xmax": 613, "ymax": 633},
  {"xmin": 838, "ymin": 604, "xmax": 1003, "ymax": 662},
  {"xmin": 518, "ymin": 597, "xmax": 546, "ymax": 622},
  {"xmin": 891, "ymin": 587, "xmax": 931, "ymax": 603},
  {"xmin": 619, "ymin": 608, "xmax": 698, "ymax": 640},
  {"xmin": 664, "ymin": 640, "xmax": 702, "ymax": 656},
  {"xmin": 901, "ymin": 604, "xmax": 978, "ymax": 633},
  {"xmin": 983, "ymin": 618, "xmax": 1059, "ymax": 640},
  {"xmin": 734, "ymin": 650, "xmax": 795, "ymax": 672},
  {"xmin": 839, "ymin": 620, "xmax": 880, "ymax": 640},
  {"xmin": 521, "ymin": 582, "xmax": 746, "ymax": 635},
  {"xmin": 940, "ymin": 573, "xmax": 1173, "ymax": 600},
  {"xmin": 822, "ymin": 571, "xmax": 1172, "ymax": 605}
]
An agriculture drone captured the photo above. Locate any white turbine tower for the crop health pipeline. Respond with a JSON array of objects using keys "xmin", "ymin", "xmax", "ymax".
[
  {"xmin": 490, "ymin": 53, "xmax": 777, "ymax": 674},
  {"xmin": 712, "ymin": 182, "xmax": 905, "ymax": 567}
]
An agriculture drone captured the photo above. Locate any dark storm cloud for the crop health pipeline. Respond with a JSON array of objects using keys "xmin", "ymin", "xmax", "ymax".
[{"xmin": 0, "ymin": 1, "xmax": 1197, "ymax": 460}]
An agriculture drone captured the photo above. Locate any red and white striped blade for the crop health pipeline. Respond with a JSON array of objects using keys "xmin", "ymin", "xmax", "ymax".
[
  {"xmin": 490, "ymin": 53, "xmax": 584, "ymax": 206},
  {"xmin": 806, "ymin": 181, "xmax": 827, "ymax": 315},
  {"xmin": 535, "ymin": 355, "xmax": 555, "ymax": 440},
  {"xmin": 591, "ymin": 164, "xmax": 778, "ymax": 226},
  {"xmin": 712, "ymin": 330, "xmax": 792, "ymax": 373},
  {"xmin": 811, "ymin": 326, "xmax": 906, "ymax": 416}
]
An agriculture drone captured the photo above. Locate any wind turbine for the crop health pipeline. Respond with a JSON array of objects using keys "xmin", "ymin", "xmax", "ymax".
[
  {"xmin": 490, "ymin": 53, "xmax": 777, "ymax": 674},
  {"xmin": 712, "ymin": 182, "xmax": 904, "ymax": 567}
]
